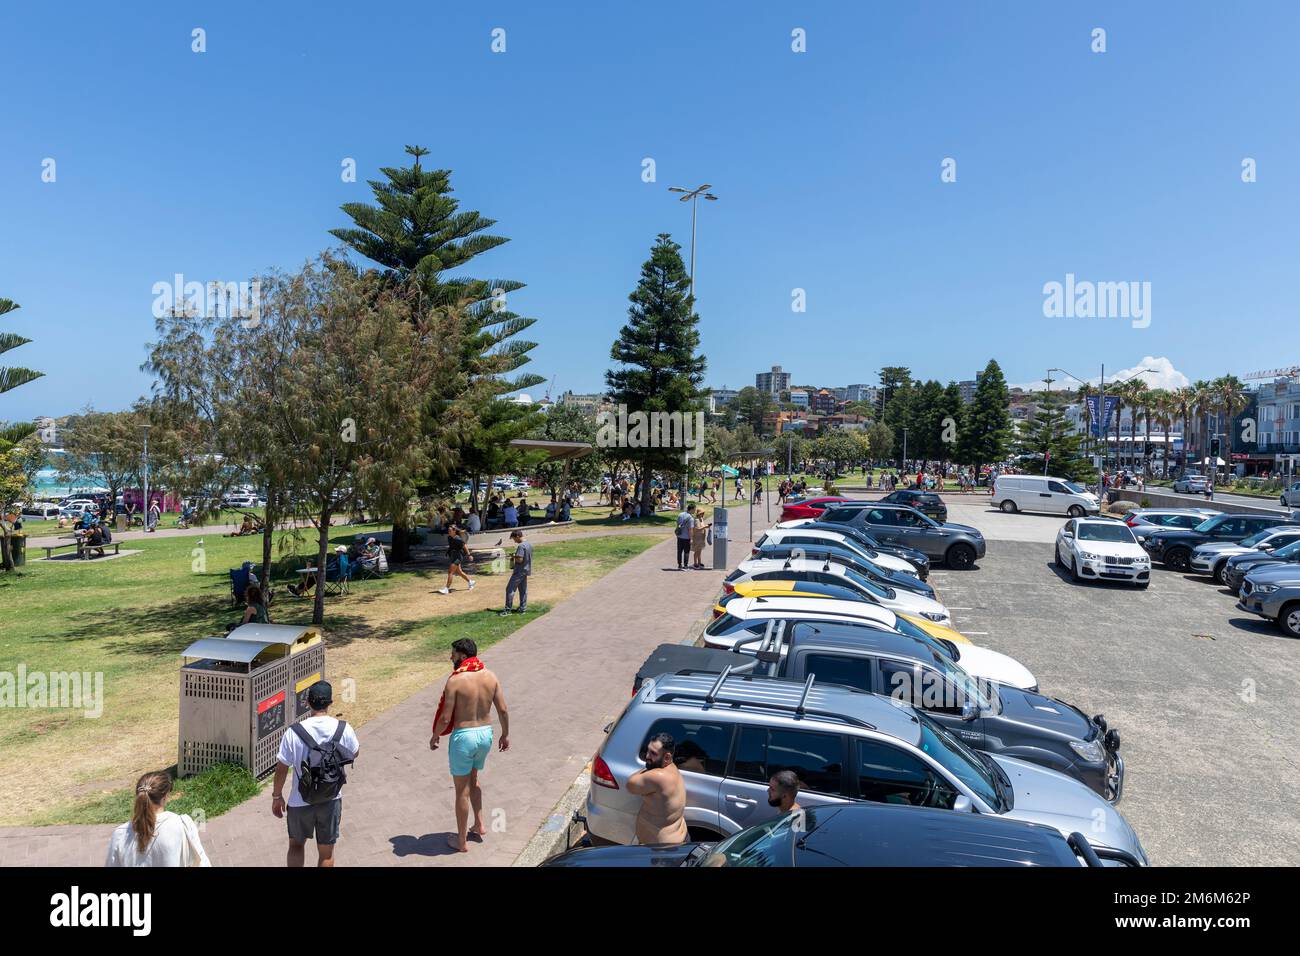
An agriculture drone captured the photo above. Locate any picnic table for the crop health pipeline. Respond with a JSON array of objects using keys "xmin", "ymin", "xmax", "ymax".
[{"xmin": 41, "ymin": 539, "xmax": 121, "ymax": 560}]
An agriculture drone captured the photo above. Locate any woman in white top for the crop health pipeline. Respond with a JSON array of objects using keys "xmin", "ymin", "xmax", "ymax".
[{"xmin": 105, "ymin": 771, "xmax": 211, "ymax": 867}]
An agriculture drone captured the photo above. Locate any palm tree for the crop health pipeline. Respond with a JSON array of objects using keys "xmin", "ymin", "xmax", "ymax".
[
  {"xmin": 1115, "ymin": 379, "xmax": 1147, "ymax": 473},
  {"xmin": 1213, "ymin": 375, "xmax": 1251, "ymax": 476},
  {"xmin": 1171, "ymin": 386, "xmax": 1196, "ymax": 471},
  {"xmin": 1153, "ymin": 391, "xmax": 1175, "ymax": 476},
  {"xmin": 1192, "ymin": 379, "xmax": 1215, "ymax": 467}
]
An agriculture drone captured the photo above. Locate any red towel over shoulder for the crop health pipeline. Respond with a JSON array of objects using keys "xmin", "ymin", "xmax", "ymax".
[{"xmin": 433, "ymin": 657, "xmax": 485, "ymax": 735}]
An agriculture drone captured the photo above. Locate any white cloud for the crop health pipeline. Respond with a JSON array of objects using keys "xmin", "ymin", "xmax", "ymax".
[{"xmin": 1016, "ymin": 356, "xmax": 1190, "ymax": 393}]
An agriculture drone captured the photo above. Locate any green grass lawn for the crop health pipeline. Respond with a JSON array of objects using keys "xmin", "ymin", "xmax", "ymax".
[{"xmin": 2, "ymin": 528, "xmax": 660, "ymax": 825}]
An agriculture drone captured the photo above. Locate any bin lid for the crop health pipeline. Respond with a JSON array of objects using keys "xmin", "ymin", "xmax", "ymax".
[
  {"xmin": 180, "ymin": 637, "xmax": 283, "ymax": 663},
  {"xmin": 226, "ymin": 623, "xmax": 321, "ymax": 644}
]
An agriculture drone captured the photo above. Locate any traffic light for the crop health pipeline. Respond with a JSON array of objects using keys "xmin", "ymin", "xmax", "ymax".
[{"xmin": 1210, "ymin": 437, "xmax": 1221, "ymax": 458}]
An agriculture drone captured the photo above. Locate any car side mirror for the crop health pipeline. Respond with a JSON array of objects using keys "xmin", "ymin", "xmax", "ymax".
[
  {"xmin": 1063, "ymin": 529, "xmax": 1074, "ymax": 538},
  {"xmin": 952, "ymin": 794, "xmax": 974, "ymax": 813},
  {"xmin": 961, "ymin": 697, "xmax": 979, "ymax": 721}
]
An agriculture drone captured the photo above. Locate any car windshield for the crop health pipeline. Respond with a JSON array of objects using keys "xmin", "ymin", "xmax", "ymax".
[
  {"xmin": 1064, "ymin": 481, "xmax": 1088, "ymax": 494},
  {"xmin": 1193, "ymin": 517, "xmax": 1221, "ymax": 532},
  {"xmin": 891, "ymin": 617, "xmax": 957, "ymax": 660},
  {"xmin": 1240, "ymin": 530, "xmax": 1272, "ymax": 547},
  {"xmin": 841, "ymin": 566, "xmax": 892, "ymax": 599},
  {"xmin": 688, "ymin": 812, "xmax": 799, "ymax": 867},
  {"xmin": 916, "ymin": 713, "xmax": 1003, "ymax": 810},
  {"xmin": 1271, "ymin": 540, "xmax": 1300, "ymax": 558},
  {"xmin": 923, "ymin": 647, "xmax": 994, "ymax": 711},
  {"xmin": 1076, "ymin": 523, "xmax": 1137, "ymax": 544}
]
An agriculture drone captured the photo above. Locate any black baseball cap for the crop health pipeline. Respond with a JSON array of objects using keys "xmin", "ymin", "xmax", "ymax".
[{"xmin": 306, "ymin": 680, "xmax": 333, "ymax": 708}]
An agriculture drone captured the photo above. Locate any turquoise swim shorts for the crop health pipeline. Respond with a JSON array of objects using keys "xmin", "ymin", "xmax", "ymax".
[{"xmin": 448, "ymin": 725, "xmax": 493, "ymax": 776}]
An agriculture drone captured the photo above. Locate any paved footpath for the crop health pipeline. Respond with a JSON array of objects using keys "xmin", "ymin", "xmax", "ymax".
[{"xmin": 0, "ymin": 504, "xmax": 753, "ymax": 866}]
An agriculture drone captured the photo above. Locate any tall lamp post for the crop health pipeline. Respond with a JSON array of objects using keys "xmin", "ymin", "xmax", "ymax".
[
  {"xmin": 141, "ymin": 424, "xmax": 151, "ymax": 532},
  {"xmin": 667, "ymin": 183, "xmax": 718, "ymax": 304}
]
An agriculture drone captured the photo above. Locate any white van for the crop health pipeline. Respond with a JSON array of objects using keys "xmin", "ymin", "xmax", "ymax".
[
  {"xmin": 22, "ymin": 503, "xmax": 61, "ymax": 520},
  {"xmin": 994, "ymin": 475, "xmax": 1100, "ymax": 517}
]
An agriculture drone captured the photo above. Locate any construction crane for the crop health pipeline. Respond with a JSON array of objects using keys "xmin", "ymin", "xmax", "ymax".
[{"xmin": 1244, "ymin": 366, "xmax": 1300, "ymax": 381}]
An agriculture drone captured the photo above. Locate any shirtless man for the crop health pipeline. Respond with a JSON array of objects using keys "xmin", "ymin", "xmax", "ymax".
[
  {"xmin": 625, "ymin": 732, "xmax": 688, "ymax": 845},
  {"xmin": 429, "ymin": 638, "xmax": 510, "ymax": 852},
  {"xmin": 767, "ymin": 770, "xmax": 802, "ymax": 814}
]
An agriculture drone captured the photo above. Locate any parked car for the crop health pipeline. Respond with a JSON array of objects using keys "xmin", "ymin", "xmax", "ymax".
[
  {"xmin": 878, "ymin": 490, "xmax": 947, "ymax": 522},
  {"xmin": 1054, "ymin": 518, "xmax": 1152, "ymax": 587},
  {"xmin": 21, "ymin": 503, "xmax": 61, "ymax": 520},
  {"xmin": 752, "ymin": 542, "xmax": 935, "ymax": 598},
  {"xmin": 754, "ymin": 527, "xmax": 924, "ymax": 580},
  {"xmin": 1282, "ymin": 481, "xmax": 1300, "ymax": 508},
  {"xmin": 1188, "ymin": 526, "xmax": 1300, "ymax": 584},
  {"xmin": 772, "ymin": 519, "xmax": 931, "ymax": 578},
  {"xmin": 994, "ymin": 475, "xmax": 1100, "ymax": 517},
  {"xmin": 819, "ymin": 503, "xmax": 986, "ymax": 569},
  {"xmin": 1236, "ymin": 565, "xmax": 1300, "ymax": 637},
  {"xmin": 724, "ymin": 557, "xmax": 953, "ymax": 625},
  {"xmin": 585, "ymin": 671, "xmax": 1146, "ymax": 860},
  {"xmin": 697, "ymin": 620, "xmax": 1119, "ymax": 799},
  {"xmin": 1173, "ymin": 474, "xmax": 1211, "ymax": 494},
  {"xmin": 1122, "ymin": 508, "xmax": 1221, "ymax": 547},
  {"xmin": 1145, "ymin": 513, "xmax": 1299, "ymax": 571},
  {"xmin": 546, "ymin": 802, "xmax": 1125, "ymax": 867},
  {"xmin": 779, "ymin": 495, "xmax": 856, "ymax": 522},
  {"xmin": 701, "ymin": 596, "xmax": 1036, "ymax": 688},
  {"xmin": 1223, "ymin": 539, "xmax": 1300, "ymax": 591}
]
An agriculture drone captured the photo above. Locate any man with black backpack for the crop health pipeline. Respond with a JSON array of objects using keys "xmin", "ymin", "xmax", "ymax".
[{"xmin": 271, "ymin": 680, "xmax": 359, "ymax": 867}]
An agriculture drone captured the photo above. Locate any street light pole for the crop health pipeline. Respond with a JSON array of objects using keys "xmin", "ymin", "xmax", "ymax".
[
  {"xmin": 667, "ymin": 184, "xmax": 718, "ymax": 305},
  {"xmin": 141, "ymin": 424, "xmax": 151, "ymax": 532}
]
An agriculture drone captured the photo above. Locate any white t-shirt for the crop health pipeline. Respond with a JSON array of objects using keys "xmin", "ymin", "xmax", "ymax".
[
  {"xmin": 277, "ymin": 715, "xmax": 360, "ymax": 808},
  {"xmin": 105, "ymin": 810, "xmax": 210, "ymax": 867},
  {"xmin": 466, "ymin": 512, "xmax": 481, "ymax": 533}
]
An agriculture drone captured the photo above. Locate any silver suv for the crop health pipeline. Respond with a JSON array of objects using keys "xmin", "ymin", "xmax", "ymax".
[{"xmin": 585, "ymin": 669, "xmax": 1147, "ymax": 862}]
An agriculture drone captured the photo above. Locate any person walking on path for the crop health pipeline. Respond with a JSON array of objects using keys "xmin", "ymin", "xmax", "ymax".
[
  {"xmin": 626, "ymin": 732, "xmax": 688, "ymax": 845},
  {"xmin": 438, "ymin": 523, "xmax": 476, "ymax": 595},
  {"xmin": 430, "ymin": 638, "xmax": 510, "ymax": 853},
  {"xmin": 675, "ymin": 503, "xmax": 696, "ymax": 570},
  {"xmin": 690, "ymin": 510, "xmax": 712, "ymax": 569},
  {"xmin": 105, "ymin": 771, "xmax": 211, "ymax": 867},
  {"xmin": 500, "ymin": 529, "xmax": 531, "ymax": 615},
  {"xmin": 271, "ymin": 681, "xmax": 359, "ymax": 868}
]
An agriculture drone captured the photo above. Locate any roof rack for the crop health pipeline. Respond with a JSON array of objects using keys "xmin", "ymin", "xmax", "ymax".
[{"xmin": 655, "ymin": 671, "xmax": 879, "ymax": 731}]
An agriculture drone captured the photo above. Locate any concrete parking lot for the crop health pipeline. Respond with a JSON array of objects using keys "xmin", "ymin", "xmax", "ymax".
[{"xmin": 937, "ymin": 499, "xmax": 1300, "ymax": 866}]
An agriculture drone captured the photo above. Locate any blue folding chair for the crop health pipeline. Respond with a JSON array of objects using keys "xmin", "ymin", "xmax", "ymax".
[{"xmin": 322, "ymin": 555, "xmax": 353, "ymax": 598}]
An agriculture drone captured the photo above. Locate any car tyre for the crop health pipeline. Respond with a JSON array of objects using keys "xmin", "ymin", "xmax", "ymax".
[
  {"xmin": 1280, "ymin": 602, "xmax": 1300, "ymax": 639},
  {"xmin": 1054, "ymin": 543, "xmax": 1064, "ymax": 568},
  {"xmin": 1213, "ymin": 561, "xmax": 1228, "ymax": 585},
  {"xmin": 1164, "ymin": 548, "xmax": 1191, "ymax": 572},
  {"xmin": 999, "ymin": 500, "xmax": 1018, "ymax": 514},
  {"xmin": 946, "ymin": 543, "xmax": 976, "ymax": 570},
  {"xmin": 1070, "ymin": 556, "xmax": 1081, "ymax": 583},
  {"xmin": 1068, "ymin": 505, "xmax": 1086, "ymax": 518}
]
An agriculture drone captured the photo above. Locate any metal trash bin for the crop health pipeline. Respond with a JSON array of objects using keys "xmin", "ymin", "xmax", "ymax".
[
  {"xmin": 10, "ymin": 533, "xmax": 25, "ymax": 566},
  {"xmin": 178, "ymin": 623, "xmax": 325, "ymax": 778}
]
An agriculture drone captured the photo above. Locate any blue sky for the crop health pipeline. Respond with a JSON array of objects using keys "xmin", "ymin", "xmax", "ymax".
[{"xmin": 3, "ymin": 1, "xmax": 1299, "ymax": 421}]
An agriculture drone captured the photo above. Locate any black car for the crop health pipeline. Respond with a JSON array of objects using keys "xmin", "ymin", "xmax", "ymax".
[
  {"xmin": 544, "ymin": 803, "xmax": 1122, "ymax": 867},
  {"xmin": 787, "ymin": 520, "xmax": 931, "ymax": 578},
  {"xmin": 752, "ymin": 543, "xmax": 936, "ymax": 598},
  {"xmin": 1223, "ymin": 539, "xmax": 1300, "ymax": 590},
  {"xmin": 1145, "ymin": 513, "xmax": 1298, "ymax": 571},
  {"xmin": 879, "ymin": 490, "xmax": 947, "ymax": 523}
]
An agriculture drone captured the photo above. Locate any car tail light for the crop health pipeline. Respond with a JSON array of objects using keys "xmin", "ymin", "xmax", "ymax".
[
  {"xmin": 751, "ymin": 547, "xmax": 759, "ymax": 556},
  {"xmin": 592, "ymin": 754, "xmax": 618, "ymax": 789},
  {"xmin": 711, "ymin": 607, "xmax": 723, "ymax": 619},
  {"xmin": 723, "ymin": 581, "xmax": 735, "ymax": 594}
]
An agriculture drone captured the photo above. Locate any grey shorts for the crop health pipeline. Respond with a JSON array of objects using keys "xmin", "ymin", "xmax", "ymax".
[{"xmin": 287, "ymin": 799, "xmax": 343, "ymax": 845}]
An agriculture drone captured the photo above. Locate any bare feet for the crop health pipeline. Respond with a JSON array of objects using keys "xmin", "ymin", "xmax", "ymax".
[
  {"xmin": 471, "ymin": 820, "xmax": 486, "ymax": 839},
  {"xmin": 447, "ymin": 833, "xmax": 468, "ymax": 853}
]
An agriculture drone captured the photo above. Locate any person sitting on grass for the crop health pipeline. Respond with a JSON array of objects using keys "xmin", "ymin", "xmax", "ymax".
[{"xmin": 228, "ymin": 584, "xmax": 270, "ymax": 632}]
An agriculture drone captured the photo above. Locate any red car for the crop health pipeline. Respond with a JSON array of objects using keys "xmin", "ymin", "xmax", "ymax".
[{"xmin": 779, "ymin": 495, "xmax": 856, "ymax": 522}]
